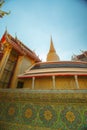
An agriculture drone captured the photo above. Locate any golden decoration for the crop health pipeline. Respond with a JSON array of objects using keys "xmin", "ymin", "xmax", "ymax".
[
  {"xmin": 44, "ymin": 110, "xmax": 52, "ymax": 121},
  {"xmin": 58, "ymin": 129, "xmax": 62, "ymax": 130},
  {"xmin": 65, "ymin": 111, "xmax": 75, "ymax": 123},
  {"xmin": 25, "ymin": 108, "xmax": 32, "ymax": 119},
  {"xmin": 8, "ymin": 107, "xmax": 15, "ymax": 116}
]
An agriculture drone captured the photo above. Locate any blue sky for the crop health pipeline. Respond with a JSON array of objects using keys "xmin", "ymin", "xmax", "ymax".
[{"xmin": 0, "ymin": 0, "xmax": 87, "ymax": 61}]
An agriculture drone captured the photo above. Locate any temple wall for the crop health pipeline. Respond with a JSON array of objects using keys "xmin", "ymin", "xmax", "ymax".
[
  {"xmin": 0, "ymin": 89, "xmax": 87, "ymax": 130},
  {"xmin": 23, "ymin": 79, "xmax": 32, "ymax": 88},
  {"xmin": 18, "ymin": 56, "xmax": 34, "ymax": 74},
  {"xmin": 10, "ymin": 56, "xmax": 35, "ymax": 88},
  {"xmin": 55, "ymin": 76, "xmax": 76, "ymax": 89},
  {"xmin": 78, "ymin": 76, "xmax": 87, "ymax": 89},
  {"xmin": 35, "ymin": 77, "xmax": 53, "ymax": 90},
  {"xmin": 23, "ymin": 76, "xmax": 87, "ymax": 90},
  {"xmin": 10, "ymin": 56, "xmax": 23, "ymax": 88}
]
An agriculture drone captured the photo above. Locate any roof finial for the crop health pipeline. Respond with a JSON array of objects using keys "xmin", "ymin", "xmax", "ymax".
[
  {"xmin": 15, "ymin": 32, "xmax": 17, "ymax": 40},
  {"xmin": 5, "ymin": 26, "xmax": 8, "ymax": 33}
]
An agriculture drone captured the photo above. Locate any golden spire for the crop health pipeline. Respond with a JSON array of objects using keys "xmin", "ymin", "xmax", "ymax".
[
  {"xmin": 46, "ymin": 36, "xmax": 60, "ymax": 61},
  {"xmin": 49, "ymin": 36, "xmax": 56, "ymax": 52}
]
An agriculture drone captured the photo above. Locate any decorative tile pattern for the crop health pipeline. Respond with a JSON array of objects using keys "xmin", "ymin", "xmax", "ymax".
[
  {"xmin": 84, "ymin": 111, "xmax": 87, "ymax": 125},
  {"xmin": 39, "ymin": 105, "xmax": 57, "ymax": 127},
  {"xmin": 5, "ymin": 103, "xmax": 18, "ymax": 123},
  {"xmin": 0, "ymin": 90, "xmax": 87, "ymax": 130},
  {"xmin": 0, "ymin": 102, "xmax": 5, "ymax": 120},
  {"xmin": 21, "ymin": 104, "xmax": 37, "ymax": 125},
  {"xmin": 60, "ymin": 106, "xmax": 81, "ymax": 129}
]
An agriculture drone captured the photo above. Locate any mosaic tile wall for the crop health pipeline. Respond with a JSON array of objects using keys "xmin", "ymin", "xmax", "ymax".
[{"xmin": 0, "ymin": 89, "xmax": 87, "ymax": 130}]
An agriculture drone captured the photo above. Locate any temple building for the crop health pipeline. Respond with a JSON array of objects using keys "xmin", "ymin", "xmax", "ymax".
[
  {"xmin": 0, "ymin": 31, "xmax": 87, "ymax": 130},
  {"xmin": 18, "ymin": 38, "xmax": 87, "ymax": 89},
  {"xmin": 0, "ymin": 31, "xmax": 87, "ymax": 89},
  {"xmin": 0, "ymin": 31, "xmax": 40, "ymax": 88}
]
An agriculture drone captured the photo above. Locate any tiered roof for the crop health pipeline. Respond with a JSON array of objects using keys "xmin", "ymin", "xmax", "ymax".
[
  {"xmin": 0, "ymin": 31, "xmax": 40, "ymax": 62},
  {"xmin": 18, "ymin": 61, "xmax": 87, "ymax": 78},
  {"xmin": 72, "ymin": 51, "xmax": 87, "ymax": 62}
]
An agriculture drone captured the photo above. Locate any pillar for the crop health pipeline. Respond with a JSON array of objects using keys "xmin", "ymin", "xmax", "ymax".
[
  {"xmin": 32, "ymin": 77, "xmax": 35, "ymax": 89},
  {"xmin": 74, "ymin": 75, "xmax": 79, "ymax": 89},
  {"xmin": 52, "ymin": 75, "xmax": 55, "ymax": 89},
  {"xmin": 10, "ymin": 56, "xmax": 23, "ymax": 88},
  {"xmin": 0, "ymin": 46, "xmax": 12, "ymax": 79}
]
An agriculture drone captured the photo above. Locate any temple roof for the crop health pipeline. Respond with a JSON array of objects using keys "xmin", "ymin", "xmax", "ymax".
[
  {"xmin": 72, "ymin": 51, "xmax": 87, "ymax": 62},
  {"xmin": 0, "ymin": 31, "xmax": 41, "ymax": 62},
  {"xmin": 46, "ymin": 37, "xmax": 60, "ymax": 61},
  {"xmin": 18, "ymin": 61, "xmax": 87, "ymax": 78}
]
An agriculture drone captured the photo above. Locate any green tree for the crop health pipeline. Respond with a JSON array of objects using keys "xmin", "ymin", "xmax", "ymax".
[{"xmin": 0, "ymin": 0, "xmax": 10, "ymax": 18}]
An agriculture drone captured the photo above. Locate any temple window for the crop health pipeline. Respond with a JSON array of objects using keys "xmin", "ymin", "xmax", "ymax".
[{"xmin": 17, "ymin": 81, "xmax": 24, "ymax": 88}]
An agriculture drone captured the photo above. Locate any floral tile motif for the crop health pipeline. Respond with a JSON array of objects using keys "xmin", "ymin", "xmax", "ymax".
[
  {"xmin": 5, "ymin": 103, "xmax": 18, "ymax": 123},
  {"xmin": 39, "ymin": 105, "xmax": 57, "ymax": 127},
  {"xmin": 60, "ymin": 106, "xmax": 82, "ymax": 129},
  {"xmin": 21, "ymin": 104, "xmax": 37, "ymax": 125}
]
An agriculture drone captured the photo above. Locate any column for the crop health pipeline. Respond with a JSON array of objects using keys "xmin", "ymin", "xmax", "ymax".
[
  {"xmin": 0, "ymin": 46, "xmax": 12, "ymax": 79},
  {"xmin": 10, "ymin": 56, "xmax": 23, "ymax": 88},
  {"xmin": 52, "ymin": 75, "xmax": 55, "ymax": 89},
  {"xmin": 32, "ymin": 77, "xmax": 35, "ymax": 89},
  {"xmin": 74, "ymin": 75, "xmax": 79, "ymax": 89}
]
